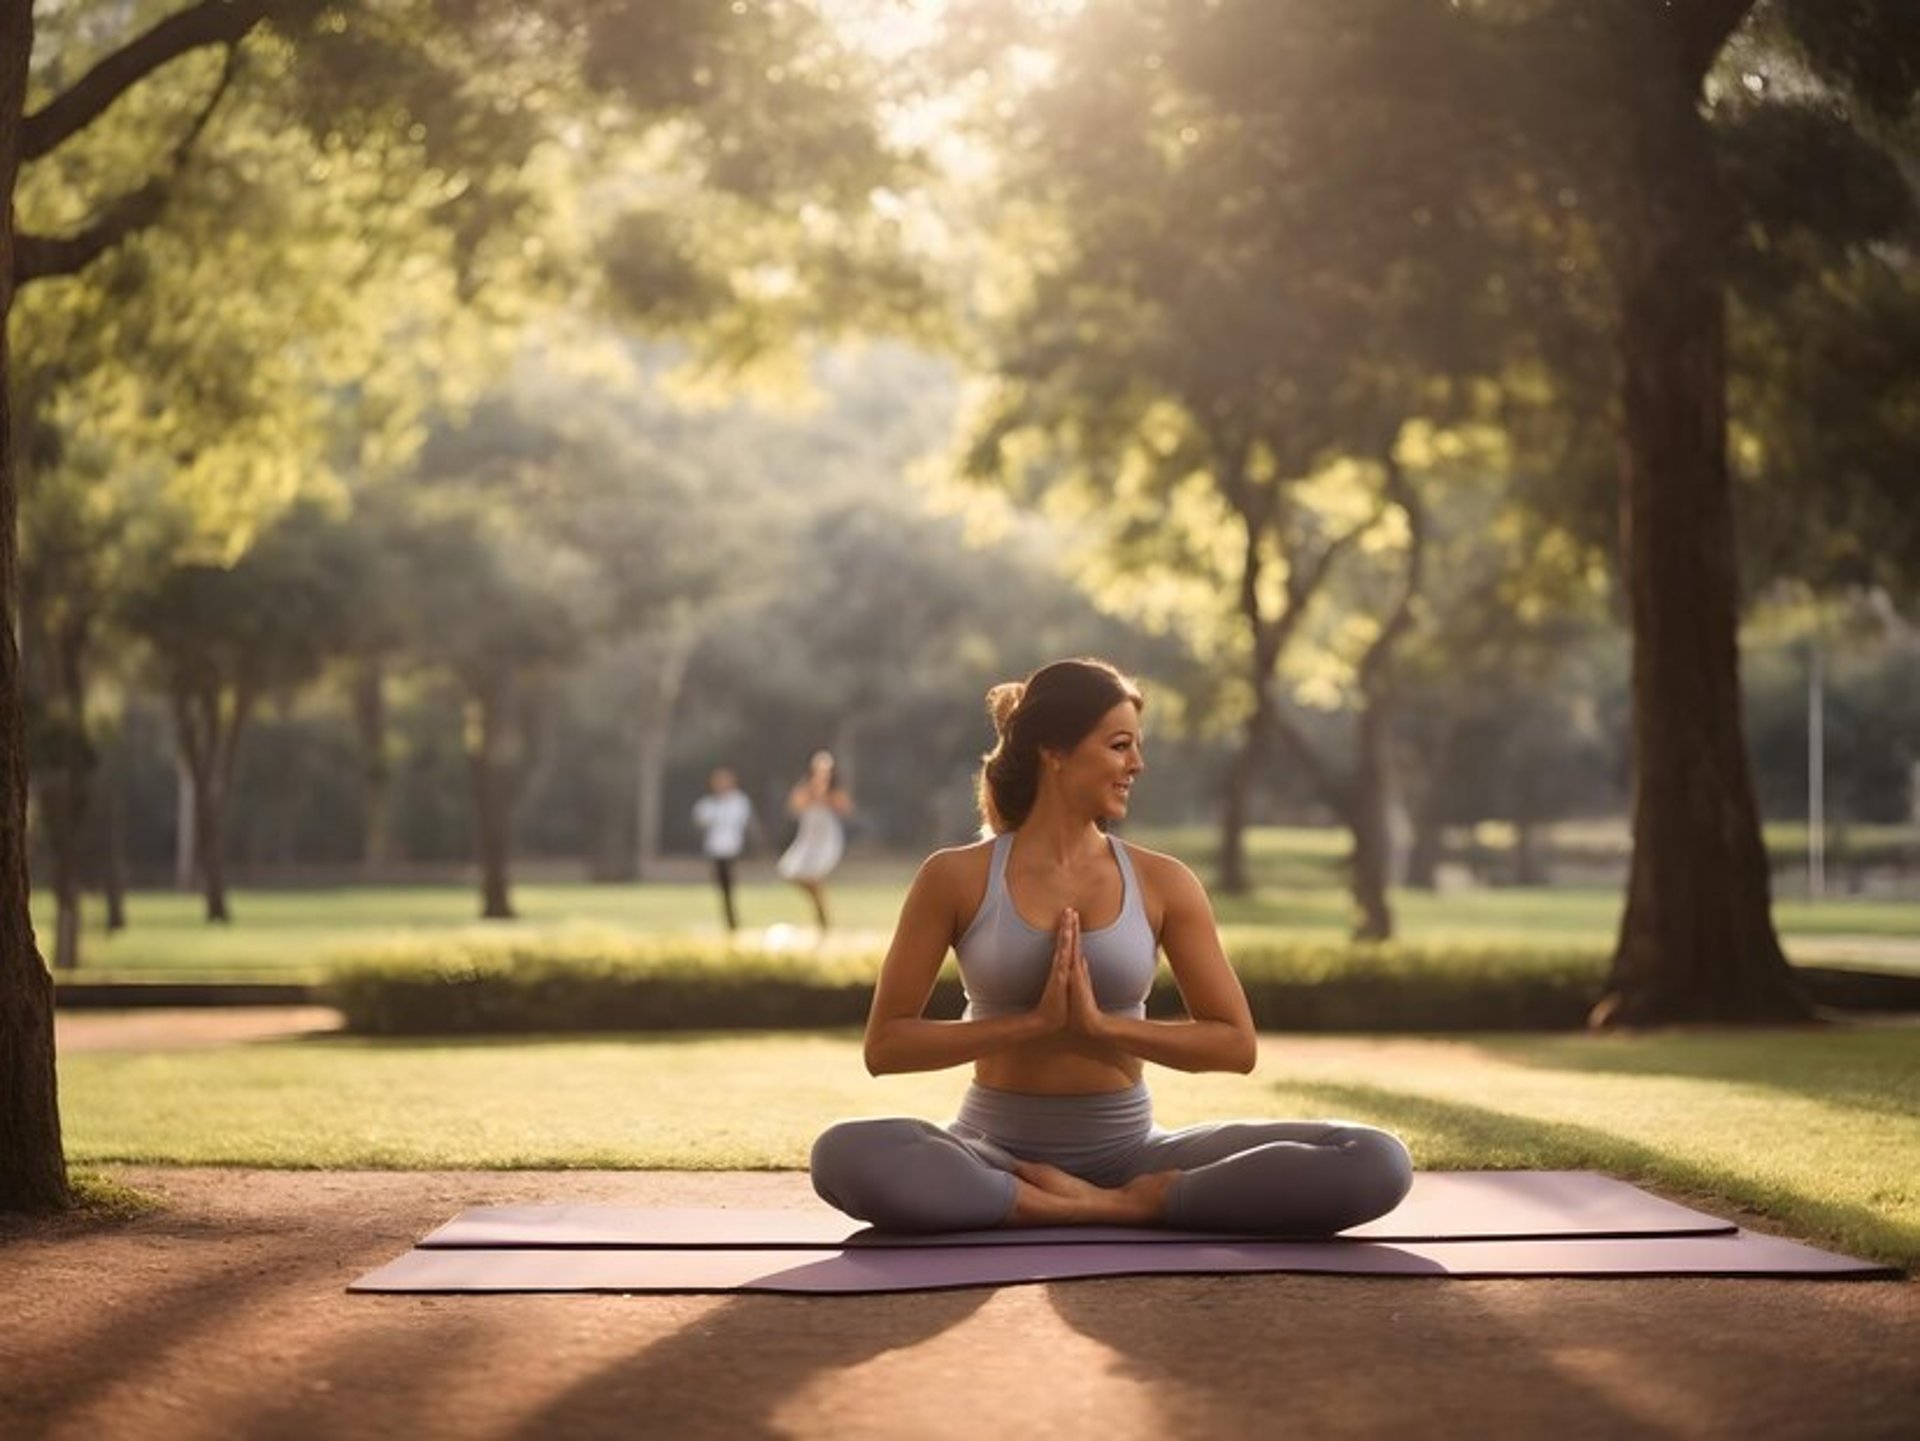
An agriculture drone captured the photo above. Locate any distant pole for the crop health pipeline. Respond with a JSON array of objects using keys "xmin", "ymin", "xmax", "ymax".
[{"xmin": 1808, "ymin": 633, "xmax": 1825, "ymax": 902}]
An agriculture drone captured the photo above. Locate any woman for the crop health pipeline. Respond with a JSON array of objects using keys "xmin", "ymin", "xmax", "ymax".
[
  {"xmin": 778, "ymin": 749, "xmax": 852, "ymax": 934},
  {"xmin": 810, "ymin": 658, "xmax": 1413, "ymax": 1233}
]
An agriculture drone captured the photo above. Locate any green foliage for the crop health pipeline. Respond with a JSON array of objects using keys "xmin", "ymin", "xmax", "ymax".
[
  {"xmin": 324, "ymin": 931, "xmax": 1607, "ymax": 1035},
  {"xmin": 1221, "ymin": 938, "xmax": 1603, "ymax": 1032},
  {"xmin": 126, "ymin": 502, "xmax": 361, "ymax": 702},
  {"xmin": 326, "ymin": 935, "xmax": 905, "ymax": 1033}
]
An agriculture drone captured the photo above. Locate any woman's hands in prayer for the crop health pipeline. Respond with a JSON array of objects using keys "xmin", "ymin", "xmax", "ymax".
[{"xmin": 1031, "ymin": 907, "xmax": 1109, "ymax": 1040}]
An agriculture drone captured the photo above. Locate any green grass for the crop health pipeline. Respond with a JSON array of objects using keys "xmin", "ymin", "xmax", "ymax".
[
  {"xmin": 41, "ymin": 877, "xmax": 918, "ymax": 981},
  {"xmin": 44, "ymin": 867, "xmax": 1920, "ymax": 982},
  {"xmin": 58, "ymin": 1026, "xmax": 1920, "ymax": 1267},
  {"xmin": 68, "ymin": 1170, "xmax": 164, "ymax": 1219}
]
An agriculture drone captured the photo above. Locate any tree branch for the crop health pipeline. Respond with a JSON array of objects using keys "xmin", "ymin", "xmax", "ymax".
[
  {"xmin": 20, "ymin": 0, "xmax": 306, "ymax": 161},
  {"xmin": 15, "ymin": 45, "xmax": 241, "ymax": 287},
  {"xmin": 1285, "ymin": 503, "xmax": 1382, "ymax": 617}
]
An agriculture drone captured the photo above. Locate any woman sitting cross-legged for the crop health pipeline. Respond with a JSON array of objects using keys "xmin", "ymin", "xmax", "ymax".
[{"xmin": 810, "ymin": 656, "xmax": 1414, "ymax": 1234}]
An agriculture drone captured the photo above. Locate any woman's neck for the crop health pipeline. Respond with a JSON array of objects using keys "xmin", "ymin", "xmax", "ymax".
[{"xmin": 1014, "ymin": 797, "xmax": 1104, "ymax": 867}]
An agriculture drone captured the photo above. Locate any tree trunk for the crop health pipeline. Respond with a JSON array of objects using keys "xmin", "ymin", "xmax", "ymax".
[
  {"xmin": 52, "ymin": 893, "xmax": 79, "ymax": 971},
  {"xmin": 174, "ymin": 751, "xmax": 196, "ymax": 892},
  {"xmin": 631, "ymin": 626, "xmax": 696, "ymax": 882},
  {"xmin": 174, "ymin": 686, "xmax": 239, "ymax": 924},
  {"xmin": 0, "ymin": 0, "xmax": 71, "ymax": 1210},
  {"xmin": 194, "ymin": 762, "xmax": 230, "ymax": 923},
  {"xmin": 1349, "ymin": 696, "xmax": 1395, "ymax": 941},
  {"xmin": 1513, "ymin": 764, "xmax": 1550, "ymax": 887},
  {"xmin": 1344, "ymin": 443, "xmax": 1421, "ymax": 942},
  {"xmin": 45, "ymin": 624, "xmax": 91, "ymax": 971},
  {"xmin": 1406, "ymin": 810, "xmax": 1444, "ymax": 891},
  {"xmin": 1592, "ymin": 67, "xmax": 1808, "ymax": 1026},
  {"xmin": 588, "ymin": 799, "xmax": 633, "ymax": 883},
  {"xmin": 466, "ymin": 690, "xmax": 516, "ymax": 920},
  {"xmin": 1217, "ymin": 678, "xmax": 1270, "ymax": 896},
  {"xmin": 102, "ymin": 745, "xmax": 127, "ymax": 932},
  {"xmin": 632, "ymin": 720, "xmax": 669, "ymax": 880},
  {"xmin": 352, "ymin": 660, "xmax": 392, "ymax": 878},
  {"xmin": 1400, "ymin": 715, "xmax": 1454, "ymax": 891}
]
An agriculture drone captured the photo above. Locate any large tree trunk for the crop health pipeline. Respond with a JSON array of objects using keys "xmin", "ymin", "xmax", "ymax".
[
  {"xmin": 466, "ymin": 689, "xmax": 516, "ymax": 920},
  {"xmin": 0, "ymin": 0, "xmax": 70, "ymax": 1211},
  {"xmin": 1591, "ymin": 60, "xmax": 1808, "ymax": 1026}
]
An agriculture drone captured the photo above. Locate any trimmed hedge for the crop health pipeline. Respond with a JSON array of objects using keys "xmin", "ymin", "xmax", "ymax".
[
  {"xmin": 1220, "ymin": 937, "xmax": 1604, "ymax": 1031},
  {"xmin": 323, "ymin": 932, "xmax": 1609, "ymax": 1035}
]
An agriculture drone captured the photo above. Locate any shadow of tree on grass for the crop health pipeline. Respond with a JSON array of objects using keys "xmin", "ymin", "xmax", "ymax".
[{"xmin": 1281, "ymin": 1079, "xmax": 1917, "ymax": 1268}]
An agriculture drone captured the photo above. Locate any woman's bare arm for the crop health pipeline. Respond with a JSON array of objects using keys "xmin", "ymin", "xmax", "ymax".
[
  {"xmin": 861, "ymin": 856, "xmax": 1071, "ymax": 1075},
  {"xmin": 1066, "ymin": 855, "xmax": 1256, "ymax": 1074}
]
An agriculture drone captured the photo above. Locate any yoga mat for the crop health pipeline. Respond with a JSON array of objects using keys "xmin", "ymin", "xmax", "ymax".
[
  {"xmin": 351, "ymin": 1230, "xmax": 1901, "ymax": 1294},
  {"xmin": 417, "ymin": 1171, "xmax": 1737, "ymax": 1251}
]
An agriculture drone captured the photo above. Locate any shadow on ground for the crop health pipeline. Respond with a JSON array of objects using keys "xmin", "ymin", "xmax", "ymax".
[{"xmin": 1280, "ymin": 1077, "xmax": 1918, "ymax": 1267}]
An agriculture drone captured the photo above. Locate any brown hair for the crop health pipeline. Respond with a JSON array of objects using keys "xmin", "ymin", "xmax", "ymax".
[{"xmin": 976, "ymin": 657, "xmax": 1145, "ymax": 834}]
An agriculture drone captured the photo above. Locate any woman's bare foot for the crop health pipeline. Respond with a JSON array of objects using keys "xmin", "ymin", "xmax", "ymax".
[
  {"xmin": 1005, "ymin": 1162, "xmax": 1177, "ymax": 1227},
  {"xmin": 1115, "ymin": 1170, "xmax": 1178, "ymax": 1224},
  {"xmin": 1012, "ymin": 1161, "xmax": 1097, "ymax": 1199}
]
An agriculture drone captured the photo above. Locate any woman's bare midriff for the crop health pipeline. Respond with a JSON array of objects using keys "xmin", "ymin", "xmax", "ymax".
[{"xmin": 973, "ymin": 1030, "xmax": 1144, "ymax": 1095}]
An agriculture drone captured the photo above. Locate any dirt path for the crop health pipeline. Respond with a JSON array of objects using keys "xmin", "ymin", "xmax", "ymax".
[
  {"xmin": 55, "ymin": 1007, "xmax": 344, "ymax": 1052},
  {"xmin": 2, "ymin": 1166, "xmax": 1914, "ymax": 1441}
]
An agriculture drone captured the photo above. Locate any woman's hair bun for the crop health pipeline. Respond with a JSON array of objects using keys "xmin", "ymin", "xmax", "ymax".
[{"xmin": 985, "ymin": 681, "xmax": 1026, "ymax": 735}]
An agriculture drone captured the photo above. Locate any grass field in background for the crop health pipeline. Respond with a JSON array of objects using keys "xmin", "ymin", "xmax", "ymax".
[
  {"xmin": 41, "ymin": 825, "xmax": 1920, "ymax": 982},
  {"xmin": 58, "ymin": 1026, "xmax": 1919, "ymax": 1268}
]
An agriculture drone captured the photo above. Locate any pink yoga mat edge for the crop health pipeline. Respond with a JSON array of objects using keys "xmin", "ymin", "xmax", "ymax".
[
  {"xmin": 352, "ymin": 1231, "xmax": 1904, "ymax": 1295},
  {"xmin": 415, "ymin": 1171, "xmax": 1739, "ymax": 1251}
]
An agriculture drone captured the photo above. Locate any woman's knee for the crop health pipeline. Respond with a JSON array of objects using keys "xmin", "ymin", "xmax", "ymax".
[
  {"xmin": 1345, "ymin": 1125, "xmax": 1414, "ymax": 1217},
  {"xmin": 809, "ymin": 1117, "xmax": 919, "ymax": 1209},
  {"xmin": 809, "ymin": 1117, "xmax": 1012, "ymax": 1231}
]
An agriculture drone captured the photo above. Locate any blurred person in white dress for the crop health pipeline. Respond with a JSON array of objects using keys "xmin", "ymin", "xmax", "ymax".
[{"xmin": 779, "ymin": 750, "xmax": 852, "ymax": 935}]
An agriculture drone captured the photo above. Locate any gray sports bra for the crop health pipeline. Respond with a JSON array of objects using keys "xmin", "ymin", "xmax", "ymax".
[{"xmin": 954, "ymin": 832, "xmax": 1158, "ymax": 1021}]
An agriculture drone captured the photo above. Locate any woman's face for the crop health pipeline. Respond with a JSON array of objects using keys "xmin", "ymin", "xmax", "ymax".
[{"xmin": 1051, "ymin": 700, "xmax": 1145, "ymax": 822}]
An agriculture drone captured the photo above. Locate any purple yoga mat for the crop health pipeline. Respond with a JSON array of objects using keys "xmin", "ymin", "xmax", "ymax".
[
  {"xmin": 416, "ymin": 1171, "xmax": 1736, "ymax": 1251},
  {"xmin": 351, "ymin": 1230, "xmax": 1900, "ymax": 1294}
]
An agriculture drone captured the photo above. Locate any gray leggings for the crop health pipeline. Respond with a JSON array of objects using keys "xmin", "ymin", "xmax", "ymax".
[{"xmin": 810, "ymin": 1081, "xmax": 1413, "ymax": 1234}]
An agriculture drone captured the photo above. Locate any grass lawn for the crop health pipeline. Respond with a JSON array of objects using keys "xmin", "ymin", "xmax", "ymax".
[
  {"xmin": 59, "ymin": 1025, "xmax": 1920, "ymax": 1269},
  {"xmin": 41, "ymin": 827, "xmax": 1920, "ymax": 983}
]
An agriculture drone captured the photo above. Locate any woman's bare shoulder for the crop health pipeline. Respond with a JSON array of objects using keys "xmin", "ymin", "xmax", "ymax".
[
  {"xmin": 1118, "ymin": 841, "xmax": 1210, "ymax": 906},
  {"xmin": 906, "ymin": 839, "xmax": 996, "ymax": 933},
  {"xmin": 919, "ymin": 838, "xmax": 995, "ymax": 887}
]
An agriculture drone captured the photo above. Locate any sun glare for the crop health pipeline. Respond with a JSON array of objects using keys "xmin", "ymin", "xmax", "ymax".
[{"xmin": 819, "ymin": 0, "xmax": 951, "ymax": 60}]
